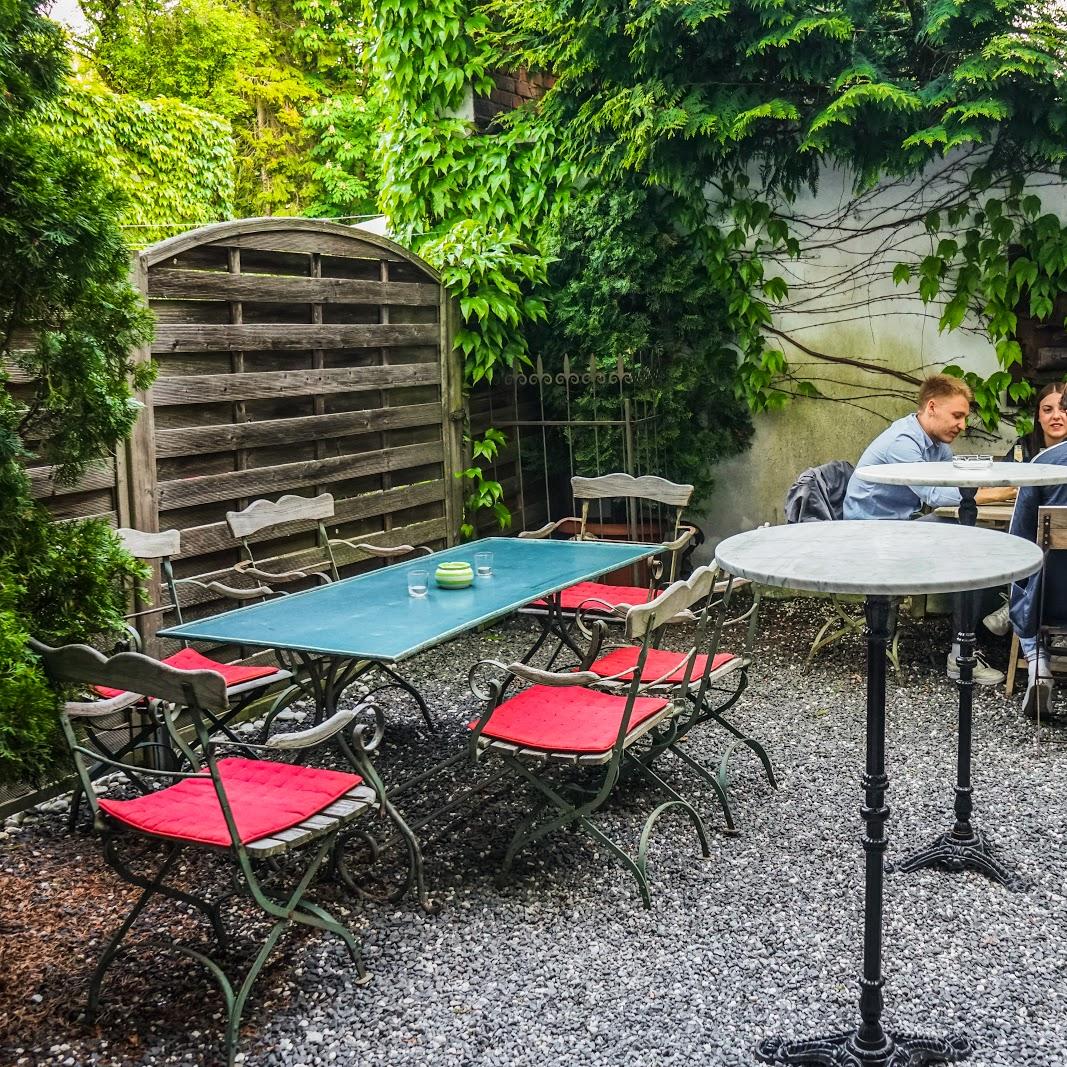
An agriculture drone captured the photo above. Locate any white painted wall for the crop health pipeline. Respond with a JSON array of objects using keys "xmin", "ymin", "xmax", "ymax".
[{"xmin": 694, "ymin": 157, "xmax": 1067, "ymax": 556}]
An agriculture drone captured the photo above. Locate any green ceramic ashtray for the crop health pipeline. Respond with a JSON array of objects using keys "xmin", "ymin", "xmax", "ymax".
[{"xmin": 435, "ymin": 560, "xmax": 474, "ymax": 589}]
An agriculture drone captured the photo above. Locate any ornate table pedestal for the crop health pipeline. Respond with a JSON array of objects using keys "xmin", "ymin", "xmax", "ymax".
[
  {"xmin": 856, "ymin": 461, "xmax": 1067, "ymax": 888},
  {"xmin": 716, "ymin": 521, "xmax": 1042, "ymax": 1066}
]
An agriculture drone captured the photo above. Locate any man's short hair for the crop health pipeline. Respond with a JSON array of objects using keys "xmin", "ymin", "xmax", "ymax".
[{"xmin": 917, "ymin": 373, "xmax": 972, "ymax": 408}]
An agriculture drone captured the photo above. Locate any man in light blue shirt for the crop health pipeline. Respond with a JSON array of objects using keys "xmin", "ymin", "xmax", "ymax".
[{"xmin": 844, "ymin": 373, "xmax": 1015, "ymax": 683}]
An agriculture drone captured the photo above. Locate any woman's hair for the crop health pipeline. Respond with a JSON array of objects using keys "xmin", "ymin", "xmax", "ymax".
[{"xmin": 1022, "ymin": 380, "xmax": 1067, "ymax": 458}]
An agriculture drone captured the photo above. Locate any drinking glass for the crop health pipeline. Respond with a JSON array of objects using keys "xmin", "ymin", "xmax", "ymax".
[
  {"xmin": 475, "ymin": 551, "xmax": 493, "ymax": 577},
  {"xmin": 408, "ymin": 568, "xmax": 429, "ymax": 598}
]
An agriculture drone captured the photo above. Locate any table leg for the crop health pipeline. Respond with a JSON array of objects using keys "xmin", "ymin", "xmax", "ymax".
[
  {"xmin": 958, "ymin": 487, "xmax": 979, "ymax": 527},
  {"xmin": 757, "ymin": 596, "xmax": 971, "ymax": 1066},
  {"xmin": 895, "ymin": 590, "xmax": 1025, "ymax": 890}
]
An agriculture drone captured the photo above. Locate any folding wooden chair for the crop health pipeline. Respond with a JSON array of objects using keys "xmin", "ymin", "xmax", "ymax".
[
  {"xmin": 467, "ymin": 570, "xmax": 718, "ymax": 907},
  {"xmin": 575, "ymin": 569, "xmax": 774, "ymax": 832},
  {"xmin": 67, "ymin": 528, "xmax": 293, "ymax": 829},
  {"xmin": 225, "ymin": 492, "xmax": 437, "ymax": 730},
  {"xmin": 32, "ymin": 639, "xmax": 394, "ymax": 1067}
]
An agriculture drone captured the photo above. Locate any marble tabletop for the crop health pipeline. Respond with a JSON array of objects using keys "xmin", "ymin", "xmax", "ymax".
[
  {"xmin": 714, "ymin": 520, "xmax": 1042, "ymax": 595},
  {"xmin": 854, "ymin": 460, "xmax": 1067, "ymax": 488}
]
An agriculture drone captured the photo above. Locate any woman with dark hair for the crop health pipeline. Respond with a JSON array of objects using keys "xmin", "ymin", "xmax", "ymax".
[
  {"xmin": 986, "ymin": 380, "xmax": 1067, "ymax": 718},
  {"xmin": 985, "ymin": 382, "xmax": 1067, "ymax": 649},
  {"xmin": 1012, "ymin": 380, "xmax": 1067, "ymax": 461}
]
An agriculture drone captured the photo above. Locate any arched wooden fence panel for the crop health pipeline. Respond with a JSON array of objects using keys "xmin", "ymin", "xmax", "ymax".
[{"xmin": 121, "ymin": 217, "xmax": 463, "ymax": 649}]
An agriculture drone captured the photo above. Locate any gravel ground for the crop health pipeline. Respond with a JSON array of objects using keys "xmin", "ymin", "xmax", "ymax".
[{"xmin": 3, "ymin": 596, "xmax": 1067, "ymax": 1067}]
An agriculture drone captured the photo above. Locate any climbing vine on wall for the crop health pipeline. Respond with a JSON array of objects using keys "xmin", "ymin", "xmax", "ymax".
[{"xmin": 375, "ymin": 0, "xmax": 1067, "ymax": 453}]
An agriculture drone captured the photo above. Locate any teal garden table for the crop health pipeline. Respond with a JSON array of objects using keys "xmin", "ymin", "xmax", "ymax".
[{"xmin": 159, "ymin": 536, "xmax": 660, "ymax": 908}]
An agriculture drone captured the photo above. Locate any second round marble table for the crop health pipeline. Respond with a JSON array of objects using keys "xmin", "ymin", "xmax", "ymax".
[
  {"xmin": 854, "ymin": 460, "xmax": 1067, "ymax": 525},
  {"xmin": 716, "ymin": 520, "xmax": 1042, "ymax": 1067},
  {"xmin": 854, "ymin": 460, "xmax": 1067, "ymax": 887}
]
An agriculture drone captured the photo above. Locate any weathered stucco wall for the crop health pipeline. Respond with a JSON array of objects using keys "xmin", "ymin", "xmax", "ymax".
[{"xmin": 694, "ymin": 160, "xmax": 1066, "ymax": 555}]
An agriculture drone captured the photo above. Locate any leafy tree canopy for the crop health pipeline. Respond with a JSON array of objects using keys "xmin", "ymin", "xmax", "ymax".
[{"xmin": 0, "ymin": 0, "xmax": 151, "ymax": 784}]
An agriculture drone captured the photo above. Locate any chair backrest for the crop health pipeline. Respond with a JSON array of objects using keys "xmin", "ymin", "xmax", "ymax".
[
  {"xmin": 31, "ymin": 639, "xmax": 229, "ymax": 819},
  {"xmin": 571, "ymin": 473, "xmax": 696, "ymax": 582},
  {"xmin": 1038, "ymin": 505, "xmax": 1067, "ymax": 551},
  {"xmin": 572, "ymin": 474, "xmax": 694, "ymax": 508},
  {"xmin": 784, "ymin": 460, "xmax": 855, "ymax": 523},
  {"xmin": 626, "ymin": 565, "xmax": 717, "ymax": 641},
  {"xmin": 227, "ymin": 492, "xmax": 339, "ymax": 581}
]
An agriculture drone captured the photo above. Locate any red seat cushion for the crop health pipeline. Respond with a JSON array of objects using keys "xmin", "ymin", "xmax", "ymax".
[
  {"xmin": 470, "ymin": 685, "xmax": 669, "ymax": 754},
  {"xmin": 94, "ymin": 647, "xmax": 280, "ymax": 700},
  {"xmin": 587, "ymin": 646, "xmax": 738, "ymax": 684},
  {"xmin": 98, "ymin": 757, "xmax": 362, "ymax": 847},
  {"xmin": 532, "ymin": 581, "xmax": 653, "ymax": 613}
]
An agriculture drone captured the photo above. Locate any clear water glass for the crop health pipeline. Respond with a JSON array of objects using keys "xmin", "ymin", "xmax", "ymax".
[
  {"xmin": 408, "ymin": 568, "xmax": 429, "ymax": 598},
  {"xmin": 475, "ymin": 551, "xmax": 493, "ymax": 577}
]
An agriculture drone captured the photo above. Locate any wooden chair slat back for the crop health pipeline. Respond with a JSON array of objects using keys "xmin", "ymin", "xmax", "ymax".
[
  {"xmin": 227, "ymin": 493, "xmax": 335, "ymax": 539},
  {"xmin": 30, "ymin": 640, "xmax": 228, "ymax": 713},
  {"xmin": 117, "ymin": 527, "xmax": 181, "ymax": 560},
  {"xmin": 1038, "ymin": 506, "xmax": 1067, "ymax": 551},
  {"xmin": 627, "ymin": 565, "xmax": 717, "ymax": 639},
  {"xmin": 572, "ymin": 473, "xmax": 693, "ymax": 508}
]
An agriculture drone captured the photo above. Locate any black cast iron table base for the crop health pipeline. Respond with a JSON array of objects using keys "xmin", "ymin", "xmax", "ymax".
[
  {"xmin": 894, "ymin": 587, "xmax": 1025, "ymax": 890},
  {"xmin": 758, "ymin": 596, "xmax": 972, "ymax": 1064},
  {"xmin": 895, "ymin": 826, "xmax": 1025, "ymax": 890},
  {"xmin": 757, "ymin": 1029, "xmax": 972, "ymax": 1066}
]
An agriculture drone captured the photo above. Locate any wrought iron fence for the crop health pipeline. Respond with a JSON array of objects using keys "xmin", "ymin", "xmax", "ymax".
[{"xmin": 475, "ymin": 354, "xmax": 669, "ymax": 537}]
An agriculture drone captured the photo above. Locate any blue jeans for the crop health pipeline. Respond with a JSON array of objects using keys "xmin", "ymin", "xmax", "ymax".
[{"xmin": 1020, "ymin": 634, "xmax": 1038, "ymax": 660}]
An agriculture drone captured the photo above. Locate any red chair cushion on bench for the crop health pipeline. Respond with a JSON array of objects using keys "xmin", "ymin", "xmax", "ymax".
[
  {"xmin": 98, "ymin": 757, "xmax": 361, "ymax": 847},
  {"xmin": 587, "ymin": 646, "xmax": 738, "ymax": 684},
  {"xmin": 470, "ymin": 685, "xmax": 669, "ymax": 754},
  {"xmin": 95, "ymin": 647, "xmax": 280, "ymax": 700},
  {"xmin": 532, "ymin": 581, "xmax": 653, "ymax": 613}
]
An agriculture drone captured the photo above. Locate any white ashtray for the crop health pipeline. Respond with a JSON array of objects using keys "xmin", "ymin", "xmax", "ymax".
[{"xmin": 952, "ymin": 454, "xmax": 993, "ymax": 470}]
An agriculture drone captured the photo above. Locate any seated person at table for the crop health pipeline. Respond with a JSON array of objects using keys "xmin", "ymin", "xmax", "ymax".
[
  {"xmin": 1008, "ymin": 431, "xmax": 1067, "ymax": 720},
  {"xmin": 844, "ymin": 373, "xmax": 1014, "ymax": 686},
  {"xmin": 984, "ymin": 382, "xmax": 1067, "ymax": 638}
]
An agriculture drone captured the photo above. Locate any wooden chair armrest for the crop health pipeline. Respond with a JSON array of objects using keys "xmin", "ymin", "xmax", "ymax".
[
  {"xmin": 262, "ymin": 708, "xmax": 359, "ymax": 750},
  {"xmin": 329, "ymin": 537, "xmax": 432, "ymax": 559},
  {"xmin": 231, "ymin": 560, "xmax": 330, "ymax": 586},
  {"xmin": 182, "ymin": 577, "xmax": 277, "ymax": 600},
  {"xmin": 660, "ymin": 525, "xmax": 699, "ymax": 553},
  {"xmin": 518, "ymin": 517, "xmax": 580, "ymax": 540},
  {"xmin": 504, "ymin": 662, "xmax": 601, "ymax": 687}
]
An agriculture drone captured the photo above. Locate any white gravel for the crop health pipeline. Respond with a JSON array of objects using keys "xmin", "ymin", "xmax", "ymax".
[{"xmin": 7, "ymin": 596, "xmax": 1067, "ymax": 1067}]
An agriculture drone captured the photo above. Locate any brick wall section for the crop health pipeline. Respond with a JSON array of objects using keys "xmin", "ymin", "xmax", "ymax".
[{"xmin": 474, "ymin": 69, "xmax": 555, "ymax": 129}]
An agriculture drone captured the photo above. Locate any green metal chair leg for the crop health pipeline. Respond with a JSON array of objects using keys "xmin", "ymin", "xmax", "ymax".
[
  {"xmin": 226, "ymin": 919, "xmax": 289, "ymax": 1067},
  {"xmin": 638, "ymin": 799, "xmax": 711, "ymax": 891},
  {"xmin": 577, "ymin": 817, "xmax": 652, "ymax": 909},
  {"xmin": 88, "ymin": 843, "xmax": 182, "ymax": 1018},
  {"xmin": 665, "ymin": 743, "xmax": 737, "ymax": 833}
]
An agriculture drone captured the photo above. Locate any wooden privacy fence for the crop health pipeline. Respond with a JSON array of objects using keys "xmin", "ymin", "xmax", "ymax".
[{"xmin": 25, "ymin": 217, "xmax": 464, "ymax": 651}]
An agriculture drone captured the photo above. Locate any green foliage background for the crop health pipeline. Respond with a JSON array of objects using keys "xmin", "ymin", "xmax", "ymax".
[
  {"xmin": 531, "ymin": 183, "xmax": 754, "ymax": 500},
  {"xmin": 0, "ymin": 0, "xmax": 151, "ymax": 786}
]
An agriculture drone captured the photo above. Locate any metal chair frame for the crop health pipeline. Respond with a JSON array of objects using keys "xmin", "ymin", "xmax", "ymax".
[
  {"xmin": 225, "ymin": 493, "xmax": 438, "ymax": 731},
  {"xmin": 31, "ymin": 639, "xmax": 408, "ymax": 1067},
  {"xmin": 467, "ymin": 570, "xmax": 723, "ymax": 907},
  {"xmin": 574, "ymin": 573, "xmax": 774, "ymax": 833}
]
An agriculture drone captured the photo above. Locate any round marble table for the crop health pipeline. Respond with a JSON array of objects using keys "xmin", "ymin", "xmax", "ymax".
[
  {"xmin": 855, "ymin": 460, "xmax": 1067, "ymax": 889},
  {"xmin": 716, "ymin": 521, "xmax": 1042, "ymax": 1067},
  {"xmin": 854, "ymin": 460, "xmax": 1067, "ymax": 525}
]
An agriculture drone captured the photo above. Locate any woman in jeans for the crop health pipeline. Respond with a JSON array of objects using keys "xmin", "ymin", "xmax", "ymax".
[{"xmin": 999, "ymin": 381, "xmax": 1067, "ymax": 718}]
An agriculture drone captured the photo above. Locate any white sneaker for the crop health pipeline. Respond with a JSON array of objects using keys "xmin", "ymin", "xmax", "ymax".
[
  {"xmin": 982, "ymin": 601, "xmax": 1011, "ymax": 637},
  {"xmin": 1022, "ymin": 657, "xmax": 1054, "ymax": 720},
  {"xmin": 1022, "ymin": 677, "xmax": 1053, "ymax": 720},
  {"xmin": 946, "ymin": 651, "xmax": 1005, "ymax": 686}
]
